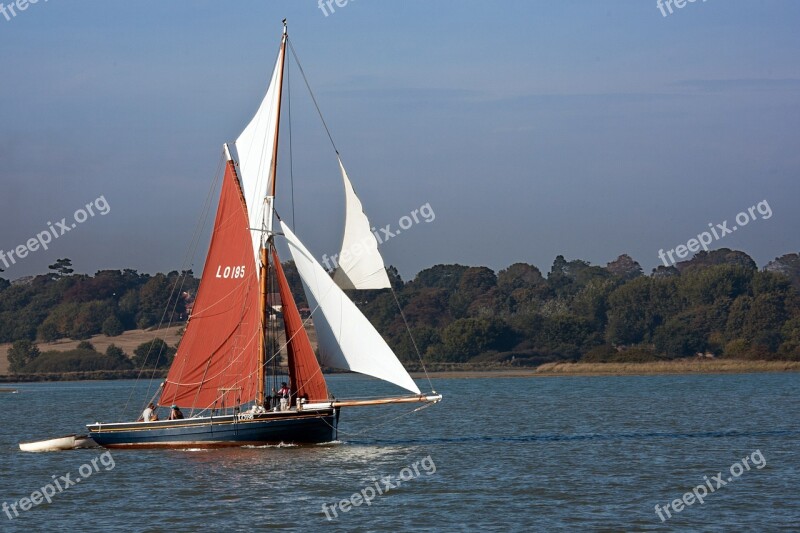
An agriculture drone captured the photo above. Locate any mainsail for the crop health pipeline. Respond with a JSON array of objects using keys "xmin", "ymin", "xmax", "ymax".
[
  {"xmin": 281, "ymin": 221, "xmax": 421, "ymax": 394},
  {"xmin": 161, "ymin": 161, "xmax": 261, "ymax": 410},
  {"xmin": 272, "ymin": 247, "xmax": 329, "ymax": 402},
  {"xmin": 332, "ymin": 157, "xmax": 392, "ymax": 290}
]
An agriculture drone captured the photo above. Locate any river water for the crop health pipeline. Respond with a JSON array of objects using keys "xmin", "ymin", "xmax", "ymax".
[{"xmin": 1, "ymin": 373, "xmax": 798, "ymax": 531}]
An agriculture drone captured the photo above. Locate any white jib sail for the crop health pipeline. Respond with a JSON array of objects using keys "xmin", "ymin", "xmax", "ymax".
[
  {"xmin": 281, "ymin": 221, "xmax": 421, "ymax": 394},
  {"xmin": 332, "ymin": 158, "xmax": 392, "ymax": 290},
  {"xmin": 231, "ymin": 43, "xmax": 285, "ymax": 267}
]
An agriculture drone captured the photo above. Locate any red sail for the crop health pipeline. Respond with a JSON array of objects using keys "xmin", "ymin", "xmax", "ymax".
[
  {"xmin": 161, "ymin": 161, "xmax": 261, "ymax": 410},
  {"xmin": 272, "ymin": 247, "xmax": 329, "ymax": 402}
]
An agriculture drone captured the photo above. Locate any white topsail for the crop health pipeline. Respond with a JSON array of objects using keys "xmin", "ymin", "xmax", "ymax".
[
  {"xmin": 332, "ymin": 158, "xmax": 392, "ymax": 290},
  {"xmin": 281, "ymin": 221, "xmax": 421, "ymax": 394},
  {"xmin": 231, "ymin": 41, "xmax": 285, "ymax": 266}
]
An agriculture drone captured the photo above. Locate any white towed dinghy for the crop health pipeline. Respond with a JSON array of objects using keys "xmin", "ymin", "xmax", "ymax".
[{"xmin": 19, "ymin": 434, "xmax": 98, "ymax": 452}]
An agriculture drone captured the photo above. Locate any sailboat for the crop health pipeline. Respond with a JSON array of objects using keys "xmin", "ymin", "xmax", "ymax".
[{"xmin": 87, "ymin": 21, "xmax": 441, "ymax": 449}]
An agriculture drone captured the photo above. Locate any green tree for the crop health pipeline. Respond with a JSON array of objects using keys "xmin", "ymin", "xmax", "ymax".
[
  {"xmin": 386, "ymin": 265, "xmax": 404, "ymax": 291},
  {"xmin": 497, "ymin": 263, "xmax": 545, "ymax": 293},
  {"xmin": 572, "ymin": 278, "xmax": 616, "ymax": 330},
  {"xmin": 653, "ymin": 311, "xmax": 709, "ymax": 357},
  {"xmin": 401, "ymin": 288, "xmax": 452, "ymax": 329},
  {"xmin": 117, "ymin": 290, "xmax": 140, "ymax": 330},
  {"xmin": 392, "ymin": 326, "xmax": 440, "ymax": 363},
  {"xmin": 541, "ymin": 315, "xmax": 597, "ymax": 352},
  {"xmin": 742, "ymin": 293, "xmax": 787, "ymax": 352},
  {"xmin": 68, "ymin": 301, "xmax": 113, "ymax": 340},
  {"xmin": 434, "ymin": 318, "xmax": 511, "ymax": 362},
  {"xmin": 606, "ymin": 254, "xmax": 643, "ymax": 280},
  {"xmin": 414, "ymin": 264, "xmax": 469, "ymax": 291},
  {"xmin": 0, "ymin": 268, "xmax": 8, "ymax": 292},
  {"xmin": 37, "ymin": 321, "xmax": 60, "ymax": 342},
  {"xmin": 605, "ymin": 277, "xmax": 655, "ymax": 345},
  {"xmin": 449, "ymin": 267, "xmax": 498, "ymax": 319},
  {"xmin": 48, "ymin": 258, "xmax": 74, "ymax": 278},
  {"xmin": 106, "ymin": 344, "xmax": 133, "ymax": 369},
  {"xmin": 8, "ymin": 340, "xmax": 41, "ymax": 373},
  {"xmin": 136, "ymin": 274, "xmax": 184, "ymax": 328},
  {"xmin": 132, "ymin": 338, "xmax": 176, "ymax": 369},
  {"xmin": 102, "ymin": 315, "xmax": 125, "ymax": 337},
  {"xmin": 679, "ymin": 264, "xmax": 752, "ymax": 307}
]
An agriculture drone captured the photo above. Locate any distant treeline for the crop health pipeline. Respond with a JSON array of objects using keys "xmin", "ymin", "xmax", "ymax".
[
  {"xmin": 363, "ymin": 249, "xmax": 800, "ymax": 365},
  {"xmin": 0, "ymin": 260, "xmax": 199, "ymax": 343},
  {"xmin": 1, "ymin": 250, "xmax": 800, "ymax": 374}
]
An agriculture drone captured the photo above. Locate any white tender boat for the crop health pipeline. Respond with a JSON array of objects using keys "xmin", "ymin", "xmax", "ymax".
[{"xmin": 19, "ymin": 434, "xmax": 97, "ymax": 452}]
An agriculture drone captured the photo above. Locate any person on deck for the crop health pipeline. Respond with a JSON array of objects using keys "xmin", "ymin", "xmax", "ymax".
[
  {"xmin": 169, "ymin": 405, "xmax": 184, "ymax": 420},
  {"xmin": 277, "ymin": 382, "xmax": 291, "ymax": 411},
  {"xmin": 139, "ymin": 403, "xmax": 158, "ymax": 422}
]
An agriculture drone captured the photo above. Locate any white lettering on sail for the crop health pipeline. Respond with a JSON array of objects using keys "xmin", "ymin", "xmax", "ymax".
[{"xmin": 215, "ymin": 265, "xmax": 246, "ymax": 279}]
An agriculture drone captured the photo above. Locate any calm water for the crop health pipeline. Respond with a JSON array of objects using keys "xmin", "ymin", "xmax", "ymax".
[{"xmin": 1, "ymin": 373, "xmax": 798, "ymax": 532}]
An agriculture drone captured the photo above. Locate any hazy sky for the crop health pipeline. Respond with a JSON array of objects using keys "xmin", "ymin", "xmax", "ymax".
[{"xmin": 1, "ymin": 0, "xmax": 798, "ymax": 282}]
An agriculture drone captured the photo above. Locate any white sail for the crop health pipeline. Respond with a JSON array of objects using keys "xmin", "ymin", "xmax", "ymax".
[
  {"xmin": 281, "ymin": 221, "xmax": 421, "ymax": 394},
  {"xmin": 231, "ymin": 40, "xmax": 285, "ymax": 266},
  {"xmin": 332, "ymin": 158, "xmax": 392, "ymax": 290}
]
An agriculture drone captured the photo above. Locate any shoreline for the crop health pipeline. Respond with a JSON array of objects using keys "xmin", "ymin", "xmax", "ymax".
[
  {"xmin": 411, "ymin": 359, "xmax": 800, "ymax": 379},
  {"xmin": 1, "ymin": 359, "xmax": 798, "ymax": 383}
]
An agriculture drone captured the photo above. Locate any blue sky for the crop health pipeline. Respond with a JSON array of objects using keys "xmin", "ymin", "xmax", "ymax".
[{"xmin": 1, "ymin": 0, "xmax": 798, "ymax": 280}]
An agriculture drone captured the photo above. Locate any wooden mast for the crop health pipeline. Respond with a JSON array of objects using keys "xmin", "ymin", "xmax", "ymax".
[
  {"xmin": 270, "ymin": 19, "xmax": 288, "ymax": 199},
  {"xmin": 257, "ymin": 246, "xmax": 268, "ymax": 406},
  {"xmin": 257, "ymin": 20, "xmax": 288, "ymax": 407}
]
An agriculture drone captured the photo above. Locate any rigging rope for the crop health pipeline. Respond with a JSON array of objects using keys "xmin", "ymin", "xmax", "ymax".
[
  {"xmin": 287, "ymin": 37, "xmax": 339, "ymax": 156},
  {"xmin": 390, "ymin": 287, "xmax": 435, "ymax": 393},
  {"xmin": 323, "ymin": 402, "xmax": 436, "ymax": 439}
]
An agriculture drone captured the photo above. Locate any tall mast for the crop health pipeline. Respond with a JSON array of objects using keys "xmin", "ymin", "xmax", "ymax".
[
  {"xmin": 257, "ymin": 246, "xmax": 268, "ymax": 407},
  {"xmin": 269, "ymin": 19, "xmax": 288, "ymax": 201},
  {"xmin": 257, "ymin": 20, "xmax": 288, "ymax": 407}
]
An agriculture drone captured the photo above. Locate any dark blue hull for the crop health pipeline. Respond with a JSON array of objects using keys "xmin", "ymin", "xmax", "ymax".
[{"xmin": 87, "ymin": 409, "xmax": 338, "ymax": 449}]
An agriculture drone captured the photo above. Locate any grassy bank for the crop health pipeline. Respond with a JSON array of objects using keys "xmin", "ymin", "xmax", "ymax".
[
  {"xmin": 533, "ymin": 359, "xmax": 800, "ymax": 376},
  {"xmin": 0, "ymin": 370, "xmax": 169, "ymax": 383},
  {"xmin": 0, "ymin": 326, "xmax": 184, "ymax": 375}
]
